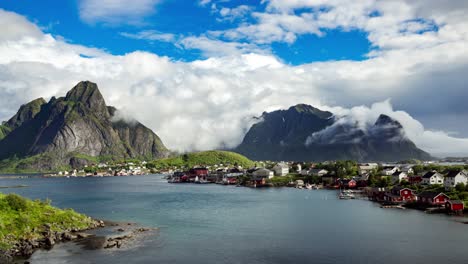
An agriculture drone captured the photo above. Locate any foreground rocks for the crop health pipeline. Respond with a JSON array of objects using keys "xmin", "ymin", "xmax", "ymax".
[
  {"xmin": 2, "ymin": 220, "xmax": 105, "ymax": 263},
  {"xmin": 2, "ymin": 220, "xmax": 158, "ymax": 263},
  {"xmin": 78, "ymin": 223, "xmax": 158, "ymax": 250}
]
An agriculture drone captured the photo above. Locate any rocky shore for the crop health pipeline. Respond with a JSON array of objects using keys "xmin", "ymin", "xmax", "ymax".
[
  {"xmin": 0, "ymin": 220, "xmax": 158, "ymax": 264},
  {"xmin": 0, "ymin": 220, "xmax": 105, "ymax": 263}
]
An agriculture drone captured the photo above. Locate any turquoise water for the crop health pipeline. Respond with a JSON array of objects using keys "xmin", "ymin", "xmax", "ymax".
[{"xmin": 1, "ymin": 175, "xmax": 468, "ymax": 264}]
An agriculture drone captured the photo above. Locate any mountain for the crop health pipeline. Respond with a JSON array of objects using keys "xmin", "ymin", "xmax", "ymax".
[
  {"xmin": 235, "ymin": 104, "xmax": 432, "ymax": 162},
  {"xmin": 0, "ymin": 81, "xmax": 169, "ymax": 171}
]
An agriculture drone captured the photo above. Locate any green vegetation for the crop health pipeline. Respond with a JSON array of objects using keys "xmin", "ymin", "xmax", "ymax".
[
  {"xmin": 412, "ymin": 164, "xmax": 468, "ymax": 175},
  {"xmin": 147, "ymin": 150, "xmax": 255, "ymax": 170},
  {"xmin": 315, "ymin": 160, "xmax": 359, "ymax": 178},
  {"xmin": 267, "ymin": 173, "xmax": 321, "ymax": 187},
  {"xmin": 0, "ymin": 124, "xmax": 12, "ymax": 140},
  {"xmin": 0, "ymin": 193, "xmax": 95, "ymax": 250},
  {"xmin": 0, "ymin": 152, "xmax": 71, "ymax": 173}
]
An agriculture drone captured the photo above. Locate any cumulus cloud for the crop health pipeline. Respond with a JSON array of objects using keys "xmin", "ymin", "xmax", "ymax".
[
  {"xmin": 317, "ymin": 101, "xmax": 468, "ymax": 157},
  {"xmin": 1, "ymin": 6, "xmax": 468, "ymax": 157},
  {"xmin": 78, "ymin": 0, "xmax": 161, "ymax": 25}
]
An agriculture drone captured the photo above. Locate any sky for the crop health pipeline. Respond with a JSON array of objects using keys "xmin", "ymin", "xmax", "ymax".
[{"xmin": 0, "ymin": 0, "xmax": 468, "ymax": 157}]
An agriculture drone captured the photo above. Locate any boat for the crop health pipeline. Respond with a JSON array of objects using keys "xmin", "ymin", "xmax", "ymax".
[
  {"xmin": 339, "ymin": 188, "xmax": 355, "ymax": 199},
  {"xmin": 305, "ymin": 183, "xmax": 313, "ymax": 190}
]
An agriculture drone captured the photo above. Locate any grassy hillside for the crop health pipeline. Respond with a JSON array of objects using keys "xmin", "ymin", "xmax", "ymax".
[
  {"xmin": 148, "ymin": 150, "xmax": 255, "ymax": 169},
  {"xmin": 0, "ymin": 193, "xmax": 96, "ymax": 250}
]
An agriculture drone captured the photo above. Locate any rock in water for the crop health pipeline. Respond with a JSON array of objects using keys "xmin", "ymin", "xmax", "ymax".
[{"xmin": 0, "ymin": 81, "xmax": 169, "ymax": 170}]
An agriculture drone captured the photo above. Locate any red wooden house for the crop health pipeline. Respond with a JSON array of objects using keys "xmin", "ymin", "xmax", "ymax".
[
  {"xmin": 187, "ymin": 167, "xmax": 209, "ymax": 182},
  {"xmin": 445, "ymin": 200, "xmax": 464, "ymax": 213},
  {"xmin": 384, "ymin": 187, "xmax": 416, "ymax": 203},
  {"xmin": 417, "ymin": 191, "xmax": 450, "ymax": 206},
  {"xmin": 339, "ymin": 179, "xmax": 357, "ymax": 189}
]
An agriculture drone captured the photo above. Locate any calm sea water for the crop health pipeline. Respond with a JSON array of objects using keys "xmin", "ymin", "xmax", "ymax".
[{"xmin": 1, "ymin": 175, "xmax": 468, "ymax": 264}]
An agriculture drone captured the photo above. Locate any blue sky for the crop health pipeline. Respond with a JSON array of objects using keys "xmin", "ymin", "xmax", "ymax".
[{"xmin": 0, "ymin": 0, "xmax": 371, "ymax": 64}]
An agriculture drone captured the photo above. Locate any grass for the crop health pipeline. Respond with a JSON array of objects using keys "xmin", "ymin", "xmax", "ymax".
[
  {"xmin": 0, "ymin": 193, "xmax": 95, "ymax": 250},
  {"xmin": 149, "ymin": 150, "xmax": 255, "ymax": 170}
]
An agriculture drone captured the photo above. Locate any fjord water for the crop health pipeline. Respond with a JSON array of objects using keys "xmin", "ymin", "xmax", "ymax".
[{"xmin": 2, "ymin": 175, "xmax": 468, "ymax": 264}]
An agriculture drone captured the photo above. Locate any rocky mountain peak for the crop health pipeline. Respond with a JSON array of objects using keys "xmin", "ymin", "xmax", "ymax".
[
  {"xmin": 374, "ymin": 114, "xmax": 403, "ymax": 128},
  {"xmin": 6, "ymin": 97, "xmax": 46, "ymax": 129},
  {"xmin": 235, "ymin": 105, "xmax": 431, "ymax": 162},
  {"xmin": 65, "ymin": 81, "xmax": 109, "ymax": 118},
  {"xmin": 288, "ymin": 104, "xmax": 333, "ymax": 119}
]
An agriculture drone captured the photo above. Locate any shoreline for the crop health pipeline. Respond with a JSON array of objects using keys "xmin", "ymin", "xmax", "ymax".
[
  {"xmin": 14, "ymin": 221, "xmax": 157, "ymax": 264},
  {"xmin": 1, "ymin": 219, "xmax": 105, "ymax": 263}
]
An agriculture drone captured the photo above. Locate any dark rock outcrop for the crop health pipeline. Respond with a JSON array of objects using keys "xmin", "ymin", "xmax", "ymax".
[
  {"xmin": 235, "ymin": 104, "xmax": 432, "ymax": 162},
  {"xmin": 0, "ymin": 81, "xmax": 169, "ymax": 169}
]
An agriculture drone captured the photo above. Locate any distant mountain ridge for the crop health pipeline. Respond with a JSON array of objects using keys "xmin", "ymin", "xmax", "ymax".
[
  {"xmin": 0, "ymin": 81, "xmax": 169, "ymax": 170},
  {"xmin": 235, "ymin": 104, "xmax": 432, "ymax": 162}
]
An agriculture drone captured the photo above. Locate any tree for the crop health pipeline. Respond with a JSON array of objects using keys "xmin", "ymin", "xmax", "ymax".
[
  {"xmin": 368, "ymin": 174, "xmax": 377, "ymax": 187},
  {"xmin": 455, "ymin": 183, "xmax": 466, "ymax": 192},
  {"xmin": 182, "ymin": 153, "xmax": 189, "ymax": 163},
  {"xmin": 400, "ymin": 180, "xmax": 410, "ymax": 187},
  {"xmin": 377, "ymin": 177, "xmax": 391, "ymax": 188}
]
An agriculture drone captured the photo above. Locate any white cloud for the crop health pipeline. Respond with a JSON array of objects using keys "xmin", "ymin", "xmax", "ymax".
[
  {"xmin": 78, "ymin": 0, "xmax": 161, "ymax": 25},
  {"xmin": 199, "ymin": 0, "xmax": 212, "ymax": 6},
  {"xmin": 217, "ymin": 5, "xmax": 253, "ymax": 22},
  {"xmin": 120, "ymin": 30, "xmax": 176, "ymax": 42},
  {"xmin": 1, "ymin": 6, "xmax": 468, "ymax": 157},
  {"xmin": 178, "ymin": 36, "xmax": 268, "ymax": 57},
  {"xmin": 321, "ymin": 101, "xmax": 468, "ymax": 157}
]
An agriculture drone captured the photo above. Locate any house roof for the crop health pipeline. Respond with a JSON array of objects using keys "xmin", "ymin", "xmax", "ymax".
[
  {"xmin": 310, "ymin": 168, "xmax": 327, "ymax": 173},
  {"xmin": 392, "ymin": 171, "xmax": 405, "ymax": 176},
  {"xmin": 445, "ymin": 170, "xmax": 467, "ymax": 178},
  {"xmin": 422, "ymin": 171, "xmax": 440, "ymax": 179},
  {"xmin": 274, "ymin": 163, "xmax": 289, "ymax": 168},
  {"xmin": 392, "ymin": 186, "xmax": 412, "ymax": 193},
  {"xmin": 417, "ymin": 191, "xmax": 448, "ymax": 199},
  {"xmin": 447, "ymin": 200, "xmax": 464, "ymax": 205}
]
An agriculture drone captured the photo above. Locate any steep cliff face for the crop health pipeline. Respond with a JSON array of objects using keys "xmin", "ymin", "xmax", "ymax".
[
  {"xmin": 0, "ymin": 97, "xmax": 46, "ymax": 140},
  {"xmin": 235, "ymin": 105, "xmax": 432, "ymax": 162},
  {"xmin": 0, "ymin": 81, "xmax": 169, "ymax": 169}
]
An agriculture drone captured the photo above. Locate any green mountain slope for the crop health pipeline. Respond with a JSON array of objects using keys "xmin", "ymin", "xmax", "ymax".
[{"xmin": 149, "ymin": 150, "xmax": 255, "ymax": 169}]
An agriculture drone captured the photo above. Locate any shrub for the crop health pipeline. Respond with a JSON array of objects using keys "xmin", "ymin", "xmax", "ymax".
[
  {"xmin": 5, "ymin": 194, "xmax": 28, "ymax": 211},
  {"xmin": 458, "ymin": 192, "xmax": 468, "ymax": 200}
]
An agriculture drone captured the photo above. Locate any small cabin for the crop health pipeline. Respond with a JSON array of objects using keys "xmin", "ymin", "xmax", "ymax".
[
  {"xmin": 339, "ymin": 179, "xmax": 357, "ymax": 189},
  {"xmin": 384, "ymin": 187, "xmax": 416, "ymax": 203},
  {"xmin": 417, "ymin": 191, "xmax": 450, "ymax": 206},
  {"xmin": 445, "ymin": 200, "xmax": 464, "ymax": 213}
]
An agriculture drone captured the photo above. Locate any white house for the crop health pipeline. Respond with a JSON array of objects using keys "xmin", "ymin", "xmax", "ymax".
[
  {"xmin": 391, "ymin": 171, "xmax": 408, "ymax": 184},
  {"xmin": 291, "ymin": 163, "xmax": 302, "ymax": 173},
  {"xmin": 444, "ymin": 170, "xmax": 468, "ymax": 190},
  {"xmin": 400, "ymin": 165, "xmax": 414, "ymax": 175},
  {"xmin": 272, "ymin": 163, "xmax": 289, "ymax": 176},
  {"xmin": 310, "ymin": 169, "xmax": 329, "ymax": 177},
  {"xmin": 383, "ymin": 166, "xmax": 399, "ymax": 176},
  {"xmin": 358, "ymin": 163, "xmax": 379, "ymax": 175},
  {"xmin": 252, "ymin": 168, "xmax": 274, "ymax": 179},
  {"xmin": 422, "ymin": 171, "xmax": 444, "ymax": 185}
]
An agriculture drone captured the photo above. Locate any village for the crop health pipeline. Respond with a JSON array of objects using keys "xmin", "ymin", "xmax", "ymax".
[
  {"xmin": 165, "ymin": 161, "xmax": 468, "ymax": 215},
  {"xmin": 41, "ymin": 157, "xmax": 468, "ymax": 216}
]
